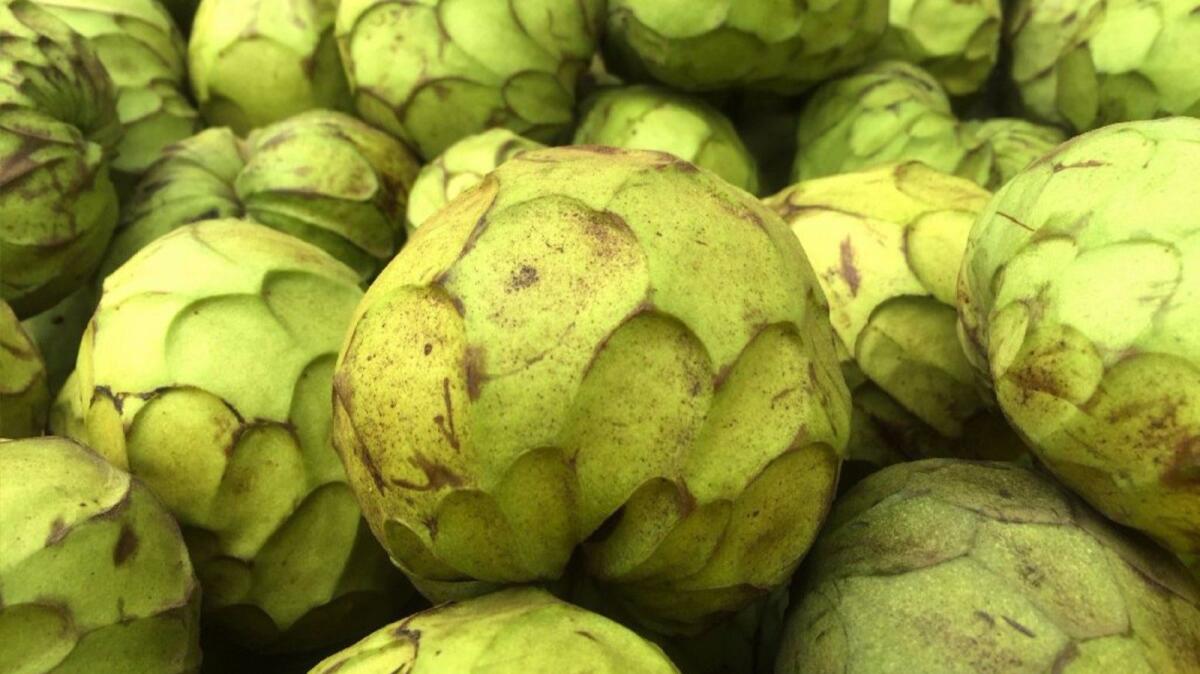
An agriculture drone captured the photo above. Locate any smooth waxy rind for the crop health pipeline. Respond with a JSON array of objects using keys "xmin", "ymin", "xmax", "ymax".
[
  {"xmin": 0, "ymin": 0, "xmax": 121, "ymax": 318},
  {"xmin": 336, "ymin": 0, "xmax": 604, "ymax": 159},
  {"xmin": 868, "ymin": 0, "xmax": 1001, "ymax": 95},
  {"xmin": 965, "ymin": 118, "xmax": 1066, "ymax": 189},
  {"xmin": 0, "ymin": 436, "xmax": 201, "ymax": 674},
  {"xmin": 766, "ymin": 163, "xmax": 1023, "ymax": 474},
  {"xmin": 573, "ymin": 85, "xmax": 759, "ymax": 194},
  {"xmin": 1008, "ymin": 0, "xmax": 1200, "ymax": 132},
  {"xmin": 189, "ymin": 0, "xmax": 349, "ymax": 134},
  {"xmin": 78, "ymin": 219, "xmax": 407, "ymax": 651},
  {"xmin": 791, "ymin": 62, "xmax": 991, "ymax": 186},
  {"xmin": 333, "ymin": 146, "xmax": 851, "ymax": 634},
  {"xmin": 310, "ymin": 588, "xmax": 682, "ymax": 674},
  {"xmin": 112, "ymin": 111, "xmax": 419, "ymax": 282},
  {"xmin": 777, "ymin": 459, "xmax": 1200, "ymax": 674},
  {"xmin": 603, "ymin": 0, "xmax": 888, "ymax": 94},
  {"xmin": 0, "ymin": 300, "xmax": 49, "ymax": 438},
  {"xmin": 36, "ymin": 0, "xmax": 200, "ymax": 190},
  {"xmin": 406, "ymin": 128, "xmax": 545, "ymax": 233},
  {"xmin": 958, "ymin": 117, "xmax": 1200, "ymax": 581}
]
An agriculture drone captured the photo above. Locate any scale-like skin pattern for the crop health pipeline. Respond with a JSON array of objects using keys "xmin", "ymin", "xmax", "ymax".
[
  {"xmin": 334, "ymin": 146, "xmax": 851, "ymax": 635},
  {"xmin": 959, "ymin": 118, "xmax": 1200, "ymax": 576},
  {"xmin": 0, "ymin": 299, "xmax": 49, "ymax": 438},
  {"xmin": 311, "ymin": 588, "xmax": 682, "ymax": 674},
  {"xmin": 78, "ymin": 220, "xmax": 406, "ymax": 651},
  {"xmin": 0, "ymin": 437, "xmax": 201, "ymax": 674},
  {"xmin": 777, "ymin": 460, "xmax": 1200, "ymax": 674},
  {"xmin": 867, "ymin": 0, "xmax": 1001, "ymax": 95}
]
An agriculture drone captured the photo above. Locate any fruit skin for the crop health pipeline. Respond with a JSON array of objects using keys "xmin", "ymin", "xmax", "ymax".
[
  {"xmin": 965, "ymin": 118, "xmax": 1066, "ymax": 189},
  {"xmin": 1008, "ymin": 0, "xmax": 1200, "ymax": 133},
  {"xmin": 776, "ymin": 459, "xmax": 1200, "ymax": 674},
  {"xmin": 336, "ymin": 0, "xmax": 604, "ymax": 159},
  {"xmin": 189, "ymin": 0, "xmax": 349, "ymax": 135},
  {"xmin": 111, "ymin": 110, "xmax": 420, "ymax": 282},
  {"xmin": 36, "ymin": 0, "xmax": 200, "ymax": 194},
  {"xmin": 603, "ymin": 0, "xmax": 888, "ymax": 94},
  {"xmin": 958, "ymin": 117, "xmax": 1200, "ymax": 587},
  {"xmin": 406, "ymin": 129, "xmax": 545, "ymax": 233},
  {"xmin": 791, "ymin": 62, "xmax": 990, "ymax": 187},
  {"xmin": 309, "ymin": 588, "xmax": 682, "ymax": 674},
  {"xmin": 0, "ymin": 436, "xmax": 201, "ymax": 674},
  {"xmin": 766, "ymin": 163, "xmax": 1024, "ymax": 479},
  {"xmin": 0, "ymin": 0, "xmax": 121, "ymax": 318},
  {"xmin": 78, "ymin": 219, "xmax": 408, "ymax": 651},
  {"xmin": 332, "ymin": 145, "xmax": 851, "ymax": 635},
  {"xmin": 0, "ymin": 299, "xmax": 49, "ymax": 438},
  {"xmin": 21, "ymin": 286, "xmax": 98, "ymax": 396},
  {"xmin": 573, "ymin": 85, "xmax": 759, "ymax": 194},
  {"xmin": 868, "ymin": 0, "xmax": 1001, "ymax": 95},
  {"xmin": 49, "ymin": 369, "xmax": 89, "ymax": 444}
]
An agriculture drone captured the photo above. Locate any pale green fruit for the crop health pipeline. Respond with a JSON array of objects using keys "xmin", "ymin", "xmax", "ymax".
[
  {"xmin": 958, "ymin": 117, "xmax": 1200, "ymax": 582},
  {"xmin": 573, "ymin": 85, "xmax": 759, "ymax": 194},
  {"xmin": 309, "ymin": 588, "xmax": 682, "ymax": 674},
  {"xmin": 406, "ymin": 128, "xmax": 545, "ymax": 233},
  {"xmin": 20, "ymin": 286, "xmax": 98, "ymax": 395},
  {"xmin": 112, "ymin": 111, "xmax": 420, "ymax": 282},
  {"xmin": 868, "ymin": 0, "xmax": 1001, "ymax": 95},
  {"xmin": 1008, "ymin": 0, "xmax": 1200, "ymax": 132},
  {"xmin": 965, "ymin": 118, "xmax": 1066, "ymax": 189},
  {"xmin": 336, "ymin": 0, "xmax": 604, "ymax": 159},
  {"xmin": 78, "ymin": 219, "xmax": 408, "ymax": 651},
  {"xmin": 0, "ymin": 436, "xmax": 201, "ymax": 674},
  {"xmin": 189, "ymin": 0, "xmax": 349, "ymax": 134},
  {"xmin": 0, "ymin": 0, "xmax": 121, "ymax": 318},
  {"xmin": 777, "ymin": 459, "xmax": 1200, "ymax": 674},
  {"xmin": 604, "ymin": 0, "xmax": 888, "ymax": 94},
  {"xmin": 36, "ymin": 0, "xmax": 200, "ymax": 192},
  {"xmin": 791, "ymin": 62, "xmax": 991, "ymax": 186},
  {"xmin": 0, "ymin": 299, "xmax": 49, "ymax": 438},
  {"xmin": 48, "ymin": 369, "xmax": 89, "ymax": 444},
  {"xmin": 333, "ymin": 146, "xmax": 851, "ymax": 635},
  {"xmin": 766, "ymin": 163, "xmax": 1025, "ymax": 477}
]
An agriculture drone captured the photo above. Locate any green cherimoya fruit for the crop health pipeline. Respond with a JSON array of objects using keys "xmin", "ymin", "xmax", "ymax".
[
  {"xmin": 964, "ymin": 118, "xmax": 1066, "ymax": 189},
  {"xmin": 336, "ymin": 0, "xmax": 604, "ymax": 159},
  {"xmin": 20, "ymin": 285, "xmax": 98, "ymax": 396},
  {"xmin": 77, "ymin": 219, "xmax": 407, "ymax": 651},
  {"xmin": 0, "ymin": 436, "xmax": 201, "ymax": 674},
  {"xmin": 868, "ymin": 0, "xmax": 1001, "ymax": 96},
  {"xmin": 792, "ymin": 62, "xmax": 990, "ymax": 186},
  {"xmin": 604, "ymin": 0, "xmax": 888, "ymax": 94},
  {"xmin": 1, "ymin": 299, "xmax": 49, "ymax": 438},
  {"xmin": 1008, "ymin": 0, "xmax": 1200, "ymax": 132},
  {"xmin": 110, "ymin": 110, "xmax": 420, "ymax": 282},
  {"xmin": 0, "ymin": 0, "xmax": 121, "ymax": 318},
  {"xmin": 766, "ymin": 163, "xmax": 1024, "ymax": 477},
  {"xmin": 49, "ymin": 369, "xmax": 89, "ymax": 444},
  {"xmin": 36, "ymin": 0, "xmax": 200, "ymax": 192},
  {"xmin": 189, "ymin": 0, "xmax": 349, "ymax": 134},
  {"xmin": 310, "ymin": 588, "xmax": 682, "ymax": 673},
  {"xmin": 776, "ymin": 459, "xmax": 1200, "ymax": 674},
  {"xmin": 332, "ymin": 146, "xmax": 851, "ymax": 635},
  {"xmin": 573, "ymin": 85, "xmax": 759, "ymax": 194},
  {"xmin": 958, "ymin": 117, "xmax": 1200, "ymax": 587},
  {"xmin": 406, "ymin": 128, "xmax": 544, "ymax": 233}
]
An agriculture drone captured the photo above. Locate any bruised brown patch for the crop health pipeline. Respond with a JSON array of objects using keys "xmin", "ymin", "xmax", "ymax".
[
  {"xmin": 463, "ymin": 346, "xmax": 486, "ymax": 401},
  {"xmin": 839, "ymin": 237, "xmax": 861, "ymax": 296},
  {"xmin": 433, "ymin": 378, "xmax": 460, "ymax": 451},
  {"xmin": 392, "ymin": 452, "xmax": 464, "ymax": 491},
  {"xmin": 113, "ymin": 524, "xmax": 139, "ymax": 565}
]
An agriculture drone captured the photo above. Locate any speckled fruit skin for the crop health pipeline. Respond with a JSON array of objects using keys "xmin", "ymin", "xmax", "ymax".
[
  {"xmin": 958, "ymin": 117, "xmax": 1200, "ymax": 582},
  {"xmin": 766, "ymin": 163, "xmax": 1025, "ymax": 477},
  {"xmin": 0, "ymin": 0, "xmax": 121, "ymax": 319},
  {"xmin": 0, "ymin": 299, "xmax": 50, "ymax": 438},
  {"xmin": 777, "ymin": 459, "xmax": 1200, "ymax": 674},
  {"xmin": 0, "ymin": 436, "xmax": 202, "ymax": 674},
  {"xmin": 332, "ymin": 145, "xmax": 851, "ymax": 635},
  {"xmin": 336, "ymin": 0, "xmax": 604, "ymax": 159},
  {"xmin": 77, "ymin": 219, "xmax": 407, "ymax": 652},
  {"xmin": 310, "ymin": 588, "xmax": 683, "ymax": 674}
]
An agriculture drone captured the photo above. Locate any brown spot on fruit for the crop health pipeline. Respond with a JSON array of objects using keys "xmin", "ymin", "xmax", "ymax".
[
  {"xmin": 839, "ymin": 237, "xmax": 861, "ymax": 296},
  {"xmin": 464, "ymin": 346, "xmax": 486, "ymax": 401},
  {"xmin": 433, "ymin": 378, "xmax": 460, "ymax": 451},
  {"xmin": 508, "ymin": 264, "xmax": 539, "ymax": 291},
  {"xmin": 113, "ymin": 524, "xmax": 138, "ymax": 565},
  {"xmin": 1164, "ymin": 436, "xmax": 1200, "ymax": 487},
  {"xmin": 392, "ymin": 453, "xmax": 464, "ymax": 491},
  {"xmin": 46, "ymin": 517, "xmax": 68, "ymax": 545}
]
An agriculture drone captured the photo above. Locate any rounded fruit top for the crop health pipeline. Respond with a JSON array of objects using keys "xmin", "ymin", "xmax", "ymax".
[
  {"xmin": 958, "ymin": 116, "xmax": 1200, "ymax": 574},
  {"xmin": 0, "ymin": 436, "xmax": 201, "ymax": 674},
  {"xmin": 776, "ymin": 459, "xmax": 1200, "ymax": 674},
  {"xmin": 309, "ymin": 588, "xmax": 682, "ymax": 674},
  {"xmin": 333, "ymin": 145, "xmax": 851, "ymax": 634}
]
